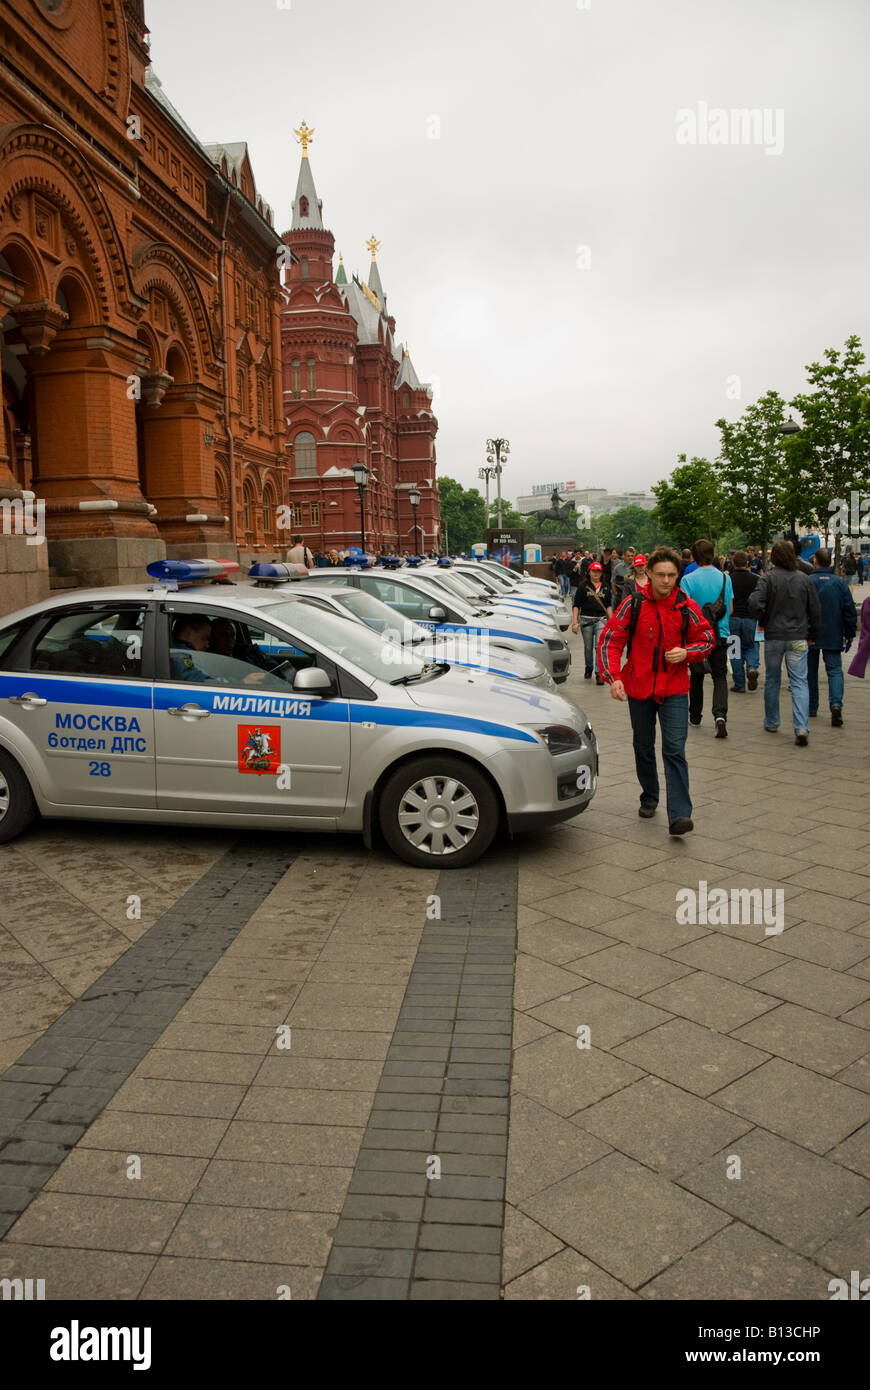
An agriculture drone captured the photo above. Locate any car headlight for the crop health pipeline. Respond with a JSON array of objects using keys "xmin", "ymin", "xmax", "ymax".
[
  {"xmin": 528, "ymin": 724, "xmax": 584, "ymax": 755},
  {"xmin": 546, "ymin": 639, "xmax": 564, "ymax": 651}
]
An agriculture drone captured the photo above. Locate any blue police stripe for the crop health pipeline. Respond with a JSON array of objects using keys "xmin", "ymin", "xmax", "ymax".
[
  {"xmin": 0, "ymin": 675, "xmax": 536, "ymax": 744},
  {"xmin": 0, "ymin": 674, "xmax": 152, "ymax": 709},
  {"xmin": 430, "ymin": 623, "xmax": 545, "ymax": 645}
]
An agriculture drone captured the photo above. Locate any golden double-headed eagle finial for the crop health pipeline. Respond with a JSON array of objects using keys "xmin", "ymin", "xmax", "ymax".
[
  {"xmin": 294, "ymin": 122, "xmax": 314, "ymax": 156},
  {"xmin": 366, "ymin": 236, "xmax": 381, "ymax": 261}
]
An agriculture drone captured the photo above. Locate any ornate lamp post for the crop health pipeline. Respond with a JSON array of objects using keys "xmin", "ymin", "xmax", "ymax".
[
  {"xmin": 353, "ymin": 460, "xmax": 369, "ymax": 554},
  {"xmin": 486, "ymin": 438, "xmax": 510, "ymax": 527},
  {"xmin": 478, "ymin": 465, "xmax": 495, "ymax": 525},
  {"xmin": 409, "ymin": 485, "xmax": 421, "ymax": 555}
]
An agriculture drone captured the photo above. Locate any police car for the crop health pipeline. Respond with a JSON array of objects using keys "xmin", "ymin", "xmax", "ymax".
[
  {"xmin": 0, "ymin": 568, "xmax": 596, "ymax": 867},
  {"xmin": 258, "ymin": 578, "xmax": 557, "ymax": 690},
  {"xmin": 474, "ymin": 559, "xmax": 561, "ymax": 597},
  {"xmin": 440, "ymin": 563, "xmax": 571, "ymax": 630},
  {"xmin": 297, "ymin": 567, "xmax": 572, "ymax": 681}
]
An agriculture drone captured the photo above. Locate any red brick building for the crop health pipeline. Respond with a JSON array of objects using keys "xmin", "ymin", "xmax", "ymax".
[
  {"xmin": 0, "ymin": 0, "xmax": 286, "ymax": 614},
  {"xmin": 280, "ymin": 131, "xmax": 440, "ymax": 555}
]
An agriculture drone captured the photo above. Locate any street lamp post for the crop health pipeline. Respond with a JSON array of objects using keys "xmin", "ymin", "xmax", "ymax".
[
  {"xmin": 409, "ymin": 485, "xmax": 421, "ymax": 555},
  {"xmin": 486, "ymin": 438, "xmax": 510, "ymax": 528},
  {"xmin": 353, "ymin": 460, "xmax": 369, "ymax": 555},
  {"xmin": 777, "ymin": 415, "xmax": 802, "ymax": 563},
  {"xmin": 478, "ymin": 466, "xmax": 495, "ymax": 525}
]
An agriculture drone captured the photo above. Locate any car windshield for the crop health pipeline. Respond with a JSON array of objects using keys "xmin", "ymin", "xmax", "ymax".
[
  {"xmin": 425, "ymin": 571, "xmax": 484, "ymax": 603},
  {"xmin": 263, "ymin": 600, "xmax": 426, "ymax": 680},
  {"xmin": 478, "ymin": 566, "xmax": 519, "ymax": 590},
  {"xmin": 410, "ymin": 579, "xmax": 473, "ymax": 621},
  {"xmin": 331, "ymin": 589, "xmax": 427, "ymax": 643}
]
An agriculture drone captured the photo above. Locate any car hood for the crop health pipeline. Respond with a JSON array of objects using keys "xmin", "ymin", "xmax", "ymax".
[
  {"xmin": 414, "ymin": 639, "xmax": 549, "ymax": 684},
  {"xmin": 403, "ymin": 665, "xmax": 587, "ymax": 727}
]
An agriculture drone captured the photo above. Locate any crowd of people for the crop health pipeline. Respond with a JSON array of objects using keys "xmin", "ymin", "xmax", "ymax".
[{"xmin": 550, "ymin": 539, "xmax": 869, "ymax": 838}]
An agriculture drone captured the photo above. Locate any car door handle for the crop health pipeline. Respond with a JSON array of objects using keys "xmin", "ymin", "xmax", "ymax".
[
  {"xmin": 8, "ymin": 693, "xmax": 48, "ymax": 707},
  {"xmin": 167, "ymin": 704, "xmax": 211, "ymax": 719}
]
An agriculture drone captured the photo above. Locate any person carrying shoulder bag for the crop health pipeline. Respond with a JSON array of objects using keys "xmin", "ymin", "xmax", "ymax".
[
  {"xmin": 572, "ymin": 562, "xmax": 612, "ymax": 682},
  {"xmin": 748, "ymin": 539, "xmax": 821, "ymax": 745}
]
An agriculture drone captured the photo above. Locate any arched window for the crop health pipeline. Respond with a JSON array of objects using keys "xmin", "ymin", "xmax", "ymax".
[
  {"xmin": 291, "ymin": 361, "xmax": 301, "ymax": 399},
  {"xmin": 307, "ymin": 359, "xmax": 316, "ymax": 397},
  {"xmin": 262, "ymin": 483, "xmax": 277, "ymax": 542},
  {"xmin": 257, "ymin": 381, "xmax": 265, "ymax": 429},
  {"xmin": 294, "ymin": 432, "xmax": 317, "ymax": 478},
  {"xmin": 299, "ymin": 195, "xmax": 309, "ymax": 217},
  {"xmin": 215, "ymin": 470, "xmax": 229, "ymax": 519},
  {"xmin": 243, "ymin": 478, "xmax": 258, "ymax": 541},
  {"xmin": 310, "ymin": 501, "xmax": 321, "ymax": 526},
  {"xmin": 236, "ymin": 366, "xmax": 248, "ymax": 417},
  {"xmin": 301, "ymin": 258, "xmax": 309, "ymax": 279},
  {"xmin": 402, "ymin": 393, "xmax": 410, "ymax": 408}
]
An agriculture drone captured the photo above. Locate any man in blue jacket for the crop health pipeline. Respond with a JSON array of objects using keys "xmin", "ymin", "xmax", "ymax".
[{"xmin": 808, "ymin": 548, "xmax": 857, "ymax": 726}]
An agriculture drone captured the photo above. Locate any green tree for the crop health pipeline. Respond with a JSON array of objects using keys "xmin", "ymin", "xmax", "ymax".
[
  {"xmin": 437, "ymin": 477, "xmax": 486, "ymax": 554},
  {"xmin": 715, "ymin": 393, "xmax": 793, "ymax": 561},
  {"xmin": 651, "ymin": 457, "xmax": 725, "ymax": 548},
  {"xmin": 790, "ymin": 334, "xmax": 870, "ymax": 562}
]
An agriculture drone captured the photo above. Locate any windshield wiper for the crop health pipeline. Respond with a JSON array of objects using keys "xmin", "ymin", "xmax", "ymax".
[{"xmin": 389, "ymin": 661, "xmax": 448, "ymax": 685}]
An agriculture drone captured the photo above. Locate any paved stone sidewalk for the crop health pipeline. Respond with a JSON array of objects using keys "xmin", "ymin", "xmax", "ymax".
[
  {"xmin": 0, "ymin": 628, "xmax": 868, "ymax": 1299},
  {"xmin": 504, "ymin": 640, "xmax": 870, "ymax": 1299}
]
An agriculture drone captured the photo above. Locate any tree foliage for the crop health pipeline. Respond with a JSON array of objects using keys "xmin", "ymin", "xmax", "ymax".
[{"xmin": 651, "ymin": 458, "xmax": 725, "ymax": 548}]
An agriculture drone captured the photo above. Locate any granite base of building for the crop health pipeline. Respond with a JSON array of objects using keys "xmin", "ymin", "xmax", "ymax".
[{"xmin": 0, "ymin": 534, "xmax": 51, "ymax": 618}]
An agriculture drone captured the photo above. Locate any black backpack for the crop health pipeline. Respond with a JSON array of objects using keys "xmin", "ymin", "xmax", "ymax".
[
  {"xmin": 623, "ymin": 591, "xmax": 690, "ymax": 658},
  {"xmin": 700, "ymin": 574, "xmax": 727, "ymax": 627}
]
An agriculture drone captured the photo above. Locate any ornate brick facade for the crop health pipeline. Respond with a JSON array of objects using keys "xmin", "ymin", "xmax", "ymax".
[{"xmin": 0, "ymin": 0, "xmax": 285, "ymax": 611}]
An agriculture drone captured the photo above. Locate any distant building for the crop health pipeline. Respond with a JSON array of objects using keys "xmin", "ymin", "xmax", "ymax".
[
  {"xmin": 279, "ymin": 130, "xmax": 439, "ymax": 554},
  {"xmin": 514, "ymin": 486, "xmax": 655, "ymax": 517}
]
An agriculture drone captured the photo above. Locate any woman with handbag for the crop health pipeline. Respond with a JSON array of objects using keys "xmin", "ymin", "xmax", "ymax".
[{"xmin": 571, "ymin": 561, "xmax": 613, "ymax": 682}]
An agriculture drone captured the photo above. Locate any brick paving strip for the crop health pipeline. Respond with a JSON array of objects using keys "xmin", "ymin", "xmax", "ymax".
[
  {"xmin": 319, "ymin": 850, "xmax": 517, "ymax": 1300},
  {"xmin": 0, "ymin": 844, "xmax": 298, "ymax": 1240}
]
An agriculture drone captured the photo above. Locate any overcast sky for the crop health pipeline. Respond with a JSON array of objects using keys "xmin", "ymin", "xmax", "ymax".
[{"xmin": 146, "ymin": 0, "xmax": 870, "ymax": 500}]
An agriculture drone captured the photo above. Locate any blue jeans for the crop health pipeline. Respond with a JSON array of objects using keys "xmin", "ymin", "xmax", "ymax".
[
  {"xmin": 763, "ymin": 639, "xmax": 810, "ymax": 734},
  {"xmin": 559, "ymin": 573, "xmax": 571, "ymax": 596},
  {"xmin": 579, "ymin": 616, "xmax": 606, "ymax": 673},
  {"xmin": 807, "ymin": 648, "xmax": 844, "ymax": 712},
  {"xmin": 628, "ymin": 694, "xmax": 692, "ymax": 824},
  {"xmin": 729, "ymin": 616, "xmax": 759, "ymax": 690}
]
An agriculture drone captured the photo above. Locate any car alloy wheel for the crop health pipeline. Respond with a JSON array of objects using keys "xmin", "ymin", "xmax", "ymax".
[
  {"xmin": 398, "ymin": 773, "xmax": 479, "ymax": 855},
  {"xmin": 379, "ymin": 755, "xmax": 499, "ymax": 868}
]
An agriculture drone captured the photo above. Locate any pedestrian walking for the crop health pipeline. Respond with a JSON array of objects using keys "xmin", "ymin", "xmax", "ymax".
[
  {"xmin": 680, "ymin": 539, "xmax": 733, "ymax": 738},
  {"xmin": 571, "ymin": 560, "xmax": 612, "ymax": 682},
  {"xmin": 843, "ymin": 549, "xmax": 859, "ymax": 588},
  {"xmin": 727, "ymin": 550, "xmax": 760, "ymax": 693},
  {"xmin": 623, "ymin": 554, "xmax": 649, "ymax": 597},
  {"xmin": 610, "ymin": 548, "xmax": 629, "ymax": 604},
  {"xmin": 808, "ymin": 548, "xmax": 858, "ymax": 726},
  {"xmin": 746, "ymin": 546, "xmax": 763, "ymax": 575},
  {"xmin": 287, "ymin": 534, "xmax": 314, "ymax": 567},
  {"xmin": 553, "ymin": 550, "xmax": 573, "ymax": 597},
  {"xmin": 597, "ymin": 546, "xmax": 715, "ymax": 835},
  {"xmin": 748, "ymin": 539, "xmax": 821, "ymax": 746}
]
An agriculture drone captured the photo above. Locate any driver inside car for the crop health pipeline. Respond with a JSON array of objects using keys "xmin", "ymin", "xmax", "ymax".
[{"xmin": 171, "ymin": 616, "xmax": 270, "ymax": 686}]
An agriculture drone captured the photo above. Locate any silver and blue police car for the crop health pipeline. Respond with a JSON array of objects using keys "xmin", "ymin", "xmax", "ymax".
[
  {"xmin": 255, "ymin": 577, "xmax": 557, "ymax": 690},
  {"xmin": 0, "ymin": 565, "xmax": 596, "ymax": 867},
  {"xmin": 297, "ymin": 567, "xmax": 572, "ymax": 682}
]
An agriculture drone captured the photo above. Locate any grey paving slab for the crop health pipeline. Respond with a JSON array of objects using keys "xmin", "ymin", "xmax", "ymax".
[
  {"xmin": 522, "ymin": 1151, "xmax": 730, "ymax": 1290},
  {"xmin": 613, "ymin": 1018, "xmax": 770, "ymax": 1097},
  {"xmin": 679, "ymin": 1127, "xmax": 870, "ymax": 1255},
  {"xmin": 731, "ymin": 1002, "xmax": 870, "ymax": 1076},
  {"xmin": 712, "ymin": 1057, "xmax": 870, "ymax": 1154},
  {"xmin": 641, "ymin": 1223, "xmax": 830, "ymax": 1300}
]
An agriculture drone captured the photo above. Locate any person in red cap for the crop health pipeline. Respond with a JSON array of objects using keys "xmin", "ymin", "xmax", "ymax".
[
  {"xmin": 597, "ymin": 546, "xmax": 715, "ymax": 834},
  {"xmin": 571, "ymin": 560, "xmax": 613, "ymax": 682},
  {"xmin": 624, "ymin": 554, "xmax": 649, "ymax": 597}
]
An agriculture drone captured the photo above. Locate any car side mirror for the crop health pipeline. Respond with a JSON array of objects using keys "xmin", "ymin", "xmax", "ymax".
[
  {"xmin": 428, "ymin": 606, "xmax": 447, "ymax": 621},
  {"xmin": 293, "ymin": 666, "xmax": 333, "ymax": 696}
]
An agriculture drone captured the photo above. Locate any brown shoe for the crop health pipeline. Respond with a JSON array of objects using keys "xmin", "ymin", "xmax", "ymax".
[{"xmin": 747, "ymin": 670, "xmax": 759, "ymax": 691}]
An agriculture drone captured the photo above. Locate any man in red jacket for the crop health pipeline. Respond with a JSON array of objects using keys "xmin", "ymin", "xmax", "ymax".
[{"xmin": 597, "ymin": 546, "xmax": 715, "ymax": 835}]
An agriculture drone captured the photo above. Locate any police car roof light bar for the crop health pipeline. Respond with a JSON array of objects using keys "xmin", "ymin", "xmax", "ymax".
[
  {"xmin": 145, "ymin": 558, "xmax": 240, "ymax": 584},
  {"xmin": 247, "ymin": 562, "xmax": 310, "ymax": 586}
]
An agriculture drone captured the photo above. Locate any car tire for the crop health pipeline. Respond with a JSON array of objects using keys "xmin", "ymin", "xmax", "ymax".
[
  {"xmin": 379, "ymin": 756, "xmax": 499, "ymax": 869},
  {"xmin": 0, "ymin": 748, "xmax": 37, "ymax": 843}
]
